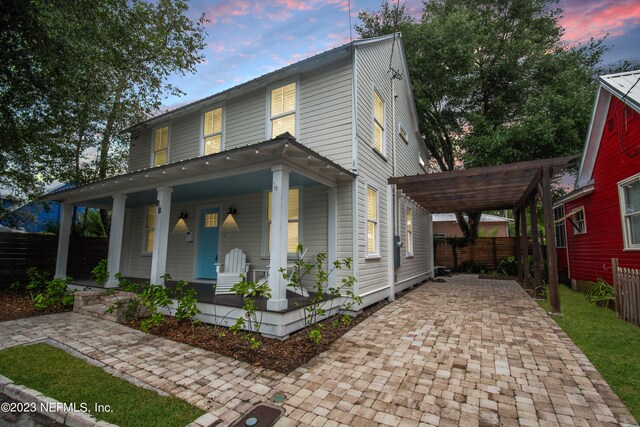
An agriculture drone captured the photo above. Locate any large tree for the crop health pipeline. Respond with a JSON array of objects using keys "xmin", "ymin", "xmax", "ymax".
[
  {"xmin": 356, "ymin": 0, "xmax": 605, "ymax": 239},
  {"xmin": 0, "ymin": 0, "xmax": 206, "ymax": 231}
]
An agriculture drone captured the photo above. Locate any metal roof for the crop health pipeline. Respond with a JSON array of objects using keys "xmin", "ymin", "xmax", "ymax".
[
  {"xmin": 389, "ymin": 156, "xmax": 578, "ymax": 213},
  {"xmin": 600, "ymin": 70, "xmax": 640, "ymax": 113}
]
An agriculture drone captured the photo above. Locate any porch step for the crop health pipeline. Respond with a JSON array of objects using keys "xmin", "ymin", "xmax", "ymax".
[{"xmin": 73, "ymin": 290, "xmax": 142, "ymax": 324}]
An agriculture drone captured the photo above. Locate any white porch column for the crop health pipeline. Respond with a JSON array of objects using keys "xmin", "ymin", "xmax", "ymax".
[
  {"xmin": 106, "ymin": 194, "xmax": 127, "ymax": 287},
  {"xmin": 150, "ymin": 186, "xmax": 173, "ymax": 285},
  {"xmin": 327, "ymin": 187, "xmax": 338, "ymax": 290},
  {"xmin": 387, "ymin": 185, "xmax": 396, "ymax": 301},
  {"xmin": 54, "ymin": 203, "xmax": 73, "ymax": 279},
  {"xmin": 267, "ymin": 165, "xmax": 290, "ymax": 311}
]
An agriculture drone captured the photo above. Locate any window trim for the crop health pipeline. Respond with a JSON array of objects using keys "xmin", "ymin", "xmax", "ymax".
[
  {"xmin": 262, "ymin": 186, "xmax": 303, "ymax": 258},
  {"xmin": 266, "ymin": 77, "xmax": 300, "ymax": 140},
  {"xmin": 406, "ymin": 207, "xmax": 413, "ymax": 257},
  {"xmin": 570, "ymin": 206, "xmax": 587, "ymax": 235},
  {"xmin": 366, "ymin": 184, "xmax": 380, "ymax": 258},
  {"xmin": 553, "ymin": 205, "xmax": 567, "ymax": 248},
  {"xmin": 150, "ymin": 124, "xmax": 170, "ymax": 167},
  {"xmin": 199, "ymin": 103, "xmax": 225, "ymax": 156},
  {"xmin": 398, "ymin": 122, "xmax": 409, "ymax": 145},
  {"xmin": 418, "ymin": 154, "xmax": 428, "ymax": 173},
  {"xmin": 143, "ymin": 205, "xmax": 156, "ymax": 256},
  {"xmin": 618, "ymin": 173, "xmax": 640, "ymax": 250},
  {"xmin": 372, "ymin": 86, "xmax": 386, "ymax": 156}
]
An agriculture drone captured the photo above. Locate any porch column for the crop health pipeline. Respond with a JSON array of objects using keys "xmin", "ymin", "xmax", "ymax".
[
  {"xmin": 150, "ymin": 186, "xmax": 173, "ymax": 285},
  {"xmin": 106, "ymin": 194, "xmax": 127, "ymax": 287},
  {"xmin": 268, "ymin": 165, "xmax": 290, "ymax": 311},
  {"xmin": 520, "ymin": 207, "xmax": 530, "ymax": 288},
  {"xmin": 541, "ymin": 166, "xmax": 561, "ymax": 313},
  {"xmin": 54, "ymin": 203, "xmax": 73, "ymax": 279},
  {"xmin": 327, "ymin": 187, "xmax": 338, "ymax": 290}
]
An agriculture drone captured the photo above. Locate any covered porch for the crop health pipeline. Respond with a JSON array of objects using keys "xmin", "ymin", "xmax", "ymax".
[{"xmin": 46, "ymin": 135, "xmax": 355, "ymax": 335}]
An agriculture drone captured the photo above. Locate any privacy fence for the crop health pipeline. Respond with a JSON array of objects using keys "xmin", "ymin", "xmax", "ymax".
[
  {"xmin": 0, "ymin": 232, "xmax": 108, "ymax": 288},
  {"xmin": 612, "ymin": 258, "xmax": 640, "ymax": 326},
  {"xmin": 434, "ymin": 237, "xmax": 519, "ymax": 271}
]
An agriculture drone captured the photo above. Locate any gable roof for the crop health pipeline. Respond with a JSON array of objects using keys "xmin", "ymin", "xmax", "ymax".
[
  {"xmin": 126, "ymin": 34, "xmax": 401, "ymax": 133},
  {"xmin": 575, "ymin": 70, "xmax": 640, "ymax": 188}
]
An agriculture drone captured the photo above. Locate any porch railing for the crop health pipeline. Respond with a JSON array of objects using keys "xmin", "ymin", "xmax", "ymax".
[{"xmin": 612, "ymin": 258, "xmax": 640, "ymax": 326}]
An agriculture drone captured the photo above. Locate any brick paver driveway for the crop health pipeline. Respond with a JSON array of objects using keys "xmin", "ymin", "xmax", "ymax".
[{"xmin": 1, "ymin": 275, "xmax": 637, "ymax": 426}]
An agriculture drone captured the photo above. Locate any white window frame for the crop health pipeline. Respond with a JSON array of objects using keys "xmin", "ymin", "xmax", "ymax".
[
  {"xmin": 200, "ymin": 104, "xmax": 225, "ymax": 156},
  {"xmin": 150, "ymin": 125, "xmax": 170, "ymax": 167},
  {"xmin": 366, "ymin": 184, "xmax": 380, "ymax": 258},
  {"xmin": 262, "ymin": 187, "xmax": 303, "ymax": 257},
  {"xmin": 418, "ymin": 154, "xmax": 428, "ymax": 173},
  {"xmin": 406, "ymin": 207, "xmax": 413, "ymax": 257},
  {"xmin": 266, "ymin": 78, "xmax": 300, "ymax": 140},
  {"xmin": 143, "ymin": 205, "xmax": 156, "ymax": 255},
  {"xmin": 398, "ymin": 122, "xmax": 409, "ymax": 145},
  {"xmin": 553, "ymin": 205, "xmax": 567, "ymax": 248},
  {"xmin": 372, "ymin": 87, "xmax": 386, "ymax": 156},
  {"xmin": 570, "ymin": 207, "xmax": 587, "ymax": 235},
  {"xmin": 618, "ymin": 173, "xmax": 640, "ymax": 250}
]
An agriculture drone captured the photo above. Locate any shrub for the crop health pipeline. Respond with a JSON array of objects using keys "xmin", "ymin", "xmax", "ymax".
[
  {"xmin": 230, "ymin": 276, "xmax": 271, "ymax": 350},
  {"xmin": 91, "ymin": 259, "xmax": 109, "ymax": 286},
  {"xmin": 174, "ymin": 280, "xmax": 201, "ymax": 335},
  {"xmin": 32, "ymin": 277, "xmax": 74, "ymax": 310},
  {"xmin": 588, "ymin": 278, "xmax": 615, "ymax": 308}
]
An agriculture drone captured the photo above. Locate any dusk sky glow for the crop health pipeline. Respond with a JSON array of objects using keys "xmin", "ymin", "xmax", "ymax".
[{"xmin": 163, "ymin": 0, "xmax": 640, "ymax": 111}]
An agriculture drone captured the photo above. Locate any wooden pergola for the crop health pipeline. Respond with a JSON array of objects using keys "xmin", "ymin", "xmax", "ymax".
[{"xmin": 389, "ymin": 155, "xmax": 578, "ymax": 314}]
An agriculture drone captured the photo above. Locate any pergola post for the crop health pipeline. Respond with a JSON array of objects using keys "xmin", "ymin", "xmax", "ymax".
[
  {"xmin": 514, "ymin": 209, "xmax": 522, "ymax": 283},
  {"xmin": 541, "ymin": 166, "xmax": 561, "ymax": 314},
  {"xmin": 55, "ymin": 203, "xmax": 73, "ymax": 279},
  {"xmin": 520, "ymin": 207, "xmax": 530, "ymax": 289},
  {"xmin": 529, "ymin": 194, "xmax": 542, "ymax": 292}
]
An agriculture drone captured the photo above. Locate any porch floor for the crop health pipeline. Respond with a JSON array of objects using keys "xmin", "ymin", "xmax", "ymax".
[{"xmin": 72, "ymin": 278, "xmax": 331, "ymax": 314}]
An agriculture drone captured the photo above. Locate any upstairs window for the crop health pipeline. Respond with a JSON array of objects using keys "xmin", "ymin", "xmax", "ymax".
[
  {"xmin": 570, "ymin": 207, "xmax": 586, "ymax": 235},
  {"xmin": 373, "ymin": 90, "xmax": 385, "ymax": 153},
  {"xmin": 270, "ymin": 82, "xmax": 297, "ymax": 138},
  {"xmin": 406, "ymin": 208, "xmax": 413, "ymax": 256},
  {"xmin": 203, "ymin": 107, "xmax": 223, "ymax": 155},
  {"xmin": 153, "ymin": 126, "xmax": 169, "ymax": 166},
  {"xmin": 619, "ymin": 175, "xmax": 640, "ymax": 249},
  {"xmin": 144, "ymin": 205, "xmax": 156, "ymax": 254},
  {"xmin": 265, "ymin": 188, "xmax": 301, "ymax": 255},
  {"xmin": 553, "ymin": 205, "xmax": 566, "ymax": 248}
]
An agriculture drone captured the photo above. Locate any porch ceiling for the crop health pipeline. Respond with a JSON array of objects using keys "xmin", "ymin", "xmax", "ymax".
[
  {"xmin": 388, "ymin": 156, "xmax": 578, "ymax": 213},
  {"xmin": 44, "ymin": 134, "xmax": 355, "ymax": 207}
]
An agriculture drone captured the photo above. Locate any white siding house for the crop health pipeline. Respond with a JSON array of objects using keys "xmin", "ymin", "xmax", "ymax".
[{"xmin": 46, "ymin": 34, "xmax": 434, "ymax": 338}]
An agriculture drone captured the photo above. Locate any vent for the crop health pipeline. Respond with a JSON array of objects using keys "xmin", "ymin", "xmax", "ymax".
[
  {"xmin": 607, "ymin": 117, "xmax": 615, "ymax": 133},
  {"xmin": 623, "ymin": 105, "xmax": 636, "ymax": 122}
]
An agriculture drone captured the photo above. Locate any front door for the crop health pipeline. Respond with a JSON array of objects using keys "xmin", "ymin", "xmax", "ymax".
[{"xmin": 196, "ymin": 207, "xmax": 220, "ymax": 279}]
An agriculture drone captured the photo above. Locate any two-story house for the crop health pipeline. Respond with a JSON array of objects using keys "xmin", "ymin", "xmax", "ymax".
[{"xmin": 46, "ymin": 34, "xmax": 434, "ymax": 338}]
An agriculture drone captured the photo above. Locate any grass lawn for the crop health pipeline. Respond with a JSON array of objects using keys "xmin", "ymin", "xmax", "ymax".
[
  {"xmin": 539, "ymin": 285, "xmax": 640, "ymax": 421},
  {"xmin": 0, "ymin": 343, "xmax": 204, "ymax": 427}
]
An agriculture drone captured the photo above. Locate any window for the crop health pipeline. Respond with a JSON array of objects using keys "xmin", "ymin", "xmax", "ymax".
[
  {"xmin": 373, "ymin": 90, "xmax": 385, "ymax": 153},
  {"xmin": 144, "ymin": 205, "xmax": 156, "ymax": 254},
  {"xmin": 367, "ymin": 186, "xmax": 378, "ymax": 255},
  {"xmin": 265, "ymin": 188, "xmax": 300, "ymax": 254},
  {"xmin": 399, "ymin": 124, "xmax": 408, "ymax": 144},
  {"xmin": 203, "ymin": 107, "xmax": 223, "ymax": 155},
  {"xmin": 419, "ymin": 154, "xmax": 428, "ymax": 173},
  {"xmin": 269, "ymin": 82, "xmax": 297, "ymax": 138},
  {"xmin": 153, "ymin": 126, "xmax": 169, "ymax": 167},
  {"xmin": 406, "ymin": 208, "xmax": 413, "ymax": 256},
  {"xmin": 553, "ymin": 205, "xmax": 566, "ymax": 248},
  {"xmin": 204, "ymin": 212, "xmax": 219, "ymax": 228},
  {"xmin": 619, "ymin": 176, "xmax": 640, "ymax": 249},
  {"xmin": 570, "ymin": 207, "xmax": 586, "ymax": 235}
]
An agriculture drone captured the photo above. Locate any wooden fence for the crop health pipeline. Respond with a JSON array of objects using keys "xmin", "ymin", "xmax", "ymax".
[
  {"xmin": 612, "ymin": 258, "xmax": 640, "ymax": 326},
  {"xmin": 434, "ymin": 237, "xmax": 518, "ymax": 271},
  {"xmin": 0, "ymin": 232, "xmax": 108, "ymax": 288}
]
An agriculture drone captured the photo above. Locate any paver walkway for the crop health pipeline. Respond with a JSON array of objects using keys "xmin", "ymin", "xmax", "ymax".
[{"xmin": 0, "ymin": 275, "xmax": 637, "ymax": 426}]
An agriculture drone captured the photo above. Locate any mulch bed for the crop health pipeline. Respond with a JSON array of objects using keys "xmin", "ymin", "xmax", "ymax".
[
  {"xmin": 130, "ymin": 281, "xmax": 428, "ymax": 374},
  {"xmin": 0, "ymin": 291, "xmax": 72, "ymax": 322}
]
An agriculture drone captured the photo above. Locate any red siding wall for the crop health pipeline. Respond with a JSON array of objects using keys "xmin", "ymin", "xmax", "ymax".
[{"xmin": 564, "ymin": 96, "xmax": 640, "ymax": 284}]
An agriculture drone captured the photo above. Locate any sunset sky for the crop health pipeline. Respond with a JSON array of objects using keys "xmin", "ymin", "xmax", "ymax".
[{"xmin": 162, "ymin": 0, "xmax": 640, "ymax": 111}]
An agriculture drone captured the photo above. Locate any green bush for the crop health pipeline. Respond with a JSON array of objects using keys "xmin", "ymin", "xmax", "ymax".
[
  {"xmin": 588, "ymin": 278, "xmax": 615, "ymax": 308},
  {"xmin": 174, "ymin": 280, "xmax": 201, "ymax": 335},
  {"xmin": 33, "ymin": 277, "xmax": 74, "ymax": 310},
  {"xmin": 91, "ymin": 259, "xmax": 109, "ymax": 286}
]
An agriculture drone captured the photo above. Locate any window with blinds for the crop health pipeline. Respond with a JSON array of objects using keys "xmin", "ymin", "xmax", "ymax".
[
  {"xmin": 270, "ymin": 82, "xmax": 296, "ymax": 138},
  {"xmin": 203, "ymin": 107, "xmax": 223, "ymax": 155},
  {"xmin": 367, "ymin": 186, "xmax": 378, "ymax": 255},
  {"xmin": 620, "ymin": 177, "xmax": 640, "ymax": 248},
  {"xmin": 145, "ymin": 205, "xmax": 156, "ymax": 254},
  {"xmin": 373, "ymin": 90, "xmax": 385, "ymax": 153},
  {"xmin": 265, "ymin": 188, "xmax": 300, "ymax": 254},
  {"xmin": 153, "ymin": 126, "xmax": 169, "ymax": 167}
]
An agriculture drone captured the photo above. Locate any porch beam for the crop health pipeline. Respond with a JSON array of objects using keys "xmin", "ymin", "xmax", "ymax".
[
  {"xmin": 529, "ymin": 193, "xmax": 542, "ymax": 291},
  {"xmin": 150, "ymin": 186, "xmax": 173, "ymax": 285},
  {"xmin": 327, "ymin": 187, "xmax": 338, "ymax": 290},
  {"xmin": 541, "ymin": 166, "xmax": 561, "ymax": 313},
  {"xmin": 106, "ymin": 194, "xmax": 127, "ymax": 287},
  {"xmin": 54, "ymin": 203, "xmax": 73, "ymax": 279},
  {"xmin": 267, "ymin": 165, "xmax": 290, "ymax": 311}
]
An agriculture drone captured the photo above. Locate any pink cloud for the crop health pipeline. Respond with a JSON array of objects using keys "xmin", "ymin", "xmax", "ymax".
[
  {"xmin": 560, "ymin": 0, "xmax": 640, "ymax": 42},
  {"xmin": 274, "ymin": 0, "xmax": 315, "ymax": 11}
]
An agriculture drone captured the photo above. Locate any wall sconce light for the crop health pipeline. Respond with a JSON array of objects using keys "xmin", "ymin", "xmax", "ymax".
[
  {"xmin": 221, "ymin": 206, "xmax": 239, "ymax": 232},
  {"xmin": 172, "ymin": 211, "xmax": 189, "ymax": 234}
]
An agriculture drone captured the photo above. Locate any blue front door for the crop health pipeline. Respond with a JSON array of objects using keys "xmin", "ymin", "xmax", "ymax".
[{"xmin": 196, "ymin": 207, "xmax": 220, "ymax": 279}]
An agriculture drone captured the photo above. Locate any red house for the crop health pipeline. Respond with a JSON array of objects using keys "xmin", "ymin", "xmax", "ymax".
[{"xmin": 554, "ymin": 70, "xmax": 640, "ymax": 286}]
